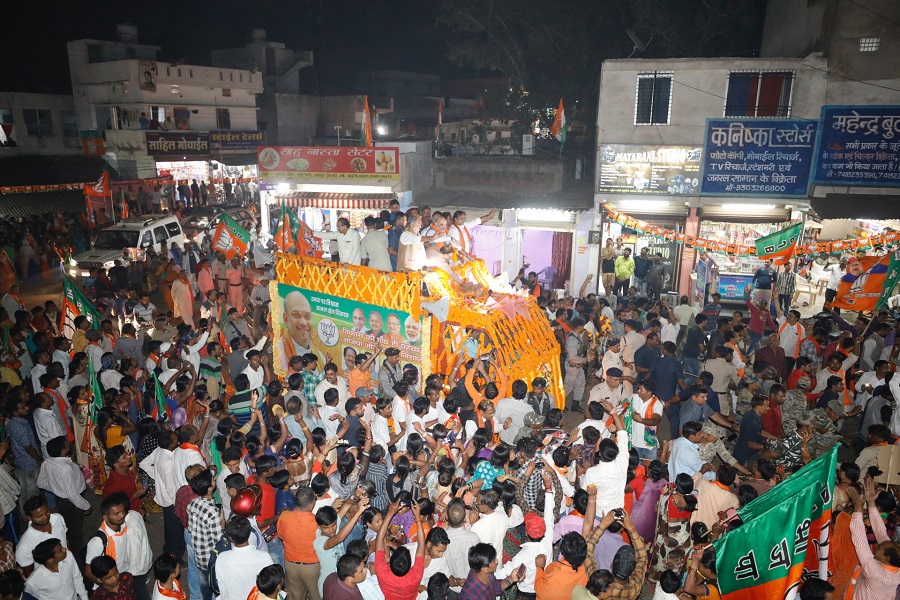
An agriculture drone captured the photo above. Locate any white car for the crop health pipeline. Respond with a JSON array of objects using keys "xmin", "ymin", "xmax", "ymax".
[{"xmin": 72, "ymin": 215, "xmax": 185, "ymax": 276}]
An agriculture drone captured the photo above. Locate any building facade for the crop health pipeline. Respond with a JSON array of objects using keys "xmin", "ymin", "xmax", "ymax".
[{"xmin": 68, "ymin": 24, "xmax": 262, "ymax": 179}]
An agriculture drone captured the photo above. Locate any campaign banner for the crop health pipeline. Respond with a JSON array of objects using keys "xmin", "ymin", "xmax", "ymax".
[
  {"xmin": 258, "ymin": 146, "xmax": 400, "ymax": 182},
  {"xmin": 700, "ymin": 119, "xmax": 816, "ymax": 197},
  {"xmin": 813, "ymin": 105, "xmax": 900, "ymax": 186},
  {"xmin": 146, "ymin": 132, "xmax": 210, "ymax": 157},
  {"xmin": 273, "ymin": 282, "xmax": 423, "ymax": 378},
  {"xmin": 210, "ymin": 130, "xmax": 265, "ymax": 152},
  {"xmin": 597, "ymin": 145, "xmax": 702, "ymax": 194}
]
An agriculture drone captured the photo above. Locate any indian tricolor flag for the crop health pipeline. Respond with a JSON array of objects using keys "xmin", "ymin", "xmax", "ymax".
[
  {"xmin": 61, "ymin": 278, "xmax": 102, "ymax": 340},
  {"xmin": 362, "ymin": 96, "xmax": 374, "ymax": 148},
  {"xmin": 550, "ymin": 98, "xmax": 567, "ymax": 146},
  {"xmin": 754, "ymin": 222, "xmax": 803, "ymax": 265},
  {"xmin": 212, "ymin": 212, "xmax": 250, "ymax": 259},
  {"xmin": 713, "ymin": 446, "xmax": 837, "ymax": 600}
]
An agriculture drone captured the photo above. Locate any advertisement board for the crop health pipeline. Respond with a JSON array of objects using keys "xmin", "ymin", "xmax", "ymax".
[
  {"xmin": 718, "ymin": 274, "xmax": 752, "ymax": 301},
  {"xmin": 597, "ymin": 145, "xmax": 702, "ymax": 194},
  {"xmin": 210, "ymin": 130, "xmax": 265, "ymax": 152},
  {"xmin": 700, "ymin": 119, "xmax": 816, "ymax": 197},
  {"xmin": 273, "ymin": 282, "xmax": 423, "ymax": 378},
  {"xmin": 813, "ymin": 105, "xmax": 900, "ymax": 186},
  {"xmin": 258, "ymin": 146, "xmax": 400, "ymax": 182},
  {"xmin": 145, "ymin": 132, "xmax": 210, "ymax": 157}
]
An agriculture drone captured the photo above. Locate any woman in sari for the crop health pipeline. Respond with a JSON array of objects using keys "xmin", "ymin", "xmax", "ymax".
[
  {"xmin": 69, "ymin": 386, "xmax": 93, "ymax": 474},
  {"xmin": 630, "ymin": 459, "xmax": 668, "ymax": 541},
  {"xmin": 94, "ymin": 403, "xmax": 138, "ymax": 491},
  {"xmin": 648, "ymin": 472, "xmax": 697, "ymax": 584},
  {"xmin": 161, "ymin": 261, "xmax": 178, "ymax": 312}
]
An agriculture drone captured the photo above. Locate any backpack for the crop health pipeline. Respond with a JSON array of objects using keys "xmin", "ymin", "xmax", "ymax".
[
  {"xmin": 206, "ymin": 531, "xmax": 233, "ymax": 596},
  {"xmin": 91, "ymin": 530, "xmax": 109, "ymax": 555}
]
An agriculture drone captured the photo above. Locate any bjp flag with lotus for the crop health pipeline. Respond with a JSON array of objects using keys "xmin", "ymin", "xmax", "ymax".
[{"xmin": 831, "ymin": 251, "xmax": 898, "ymax": 311}]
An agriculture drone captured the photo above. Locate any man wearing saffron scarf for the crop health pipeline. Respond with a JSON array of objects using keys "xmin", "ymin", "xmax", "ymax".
[{"xmin": 85, "ymin": 492, "xmax": 152, "ymax": 600}]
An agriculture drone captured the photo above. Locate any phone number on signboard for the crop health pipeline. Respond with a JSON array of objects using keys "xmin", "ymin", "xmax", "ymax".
[{"xmin": 728, "ymin": 184, "xmax": 787, "ymax": 192}]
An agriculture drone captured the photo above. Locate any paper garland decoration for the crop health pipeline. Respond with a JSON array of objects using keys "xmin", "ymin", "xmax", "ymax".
[
  {"xmin": 602, "ymin": 203, "xmax": 900, "ymax": 257},
  {"xmin": 0, "ymin": 176, "xmax": 257, "ymax": 195}
]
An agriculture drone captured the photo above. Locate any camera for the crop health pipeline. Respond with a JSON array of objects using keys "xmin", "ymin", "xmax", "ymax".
[{"xmin": 612, "ymin": 508, "xmax": 625, "ymax": 520}]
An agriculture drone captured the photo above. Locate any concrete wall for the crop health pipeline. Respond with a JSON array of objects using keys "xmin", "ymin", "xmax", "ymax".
[
  {"xmin": 761, "ymin": 0, "xmax": 900, "ymax": 84},
  {"xmin": 760, "ymin": 0, "xmax": 826, "ymax": 58},
  {"xmin": 267, "ymin": 94, "xmax": 369, "ymax": 146},
  {"xmin": 68, "ymin": 40, "xmax": 262, "ymax": 132},
  {"xmin": 596, "ymin": 56, "xmax": 828, "ymax": 147},
  {"xmin": 433, "ymin": 156, "xmax": 566, "ymax": 193},
  {"xmin": 0, "ymin": 92, "xmax": 80, "ymax": 155},
  {"xmin": 394, "ymin": 141, "xmax": 433, "ymax": 198}
]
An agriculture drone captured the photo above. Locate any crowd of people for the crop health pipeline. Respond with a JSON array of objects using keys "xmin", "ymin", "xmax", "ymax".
[{"xmin": 0, "ymin": 204, "xmax": 895, "ymax": 600}]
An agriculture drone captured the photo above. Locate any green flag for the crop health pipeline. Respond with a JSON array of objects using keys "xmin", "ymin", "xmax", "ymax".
[
  {"xmin": 61, "ymin": 278, "xmax": 103, "ymax": 339},
  {"xmin": 754, "ymin": 222, "xmax": 803, "ymax": 265},
  {"xmin": 152, "ymin": 373, "xmax": 169, "ymax": 421},
  {"xmin": 713, "ymin": 446, "xmax": 837, "ymax": 600},
  {"xmin": 86, "ymin": 359, "xmax": 104, "ymax": 422},
  {"xmin": 877, "ymin": 250, "xmax": 900, "ymax": 310}
]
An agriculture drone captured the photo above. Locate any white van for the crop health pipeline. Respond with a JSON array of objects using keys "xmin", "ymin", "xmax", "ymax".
[{"xmin": 72, "ymin": 214, "xmax": 186, "ymax": 276}]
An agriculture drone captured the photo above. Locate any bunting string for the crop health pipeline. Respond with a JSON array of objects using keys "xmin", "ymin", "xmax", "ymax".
[{"xmin": 602, "ymin": 203, "xmax": 900, "ymax": 257}]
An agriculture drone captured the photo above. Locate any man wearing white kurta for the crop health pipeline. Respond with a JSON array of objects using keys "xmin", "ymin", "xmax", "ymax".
[
  {"xmin": 315, "ymin": 218, "xmax": 361, "ymax": 265},
  {"xmin": 580, "ymin": 409, "xmax": 628, "ymax": 517}
]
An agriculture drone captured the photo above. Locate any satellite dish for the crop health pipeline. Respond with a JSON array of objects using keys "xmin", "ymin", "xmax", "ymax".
[{"xmin": 626, "ymin": 29, "xmax": 652, "ymax": 57}]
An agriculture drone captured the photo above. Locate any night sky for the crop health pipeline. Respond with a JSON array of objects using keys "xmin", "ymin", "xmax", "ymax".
[{"xmin": 4, "ymin": 0, "xmax": 453, "ymax": 95}]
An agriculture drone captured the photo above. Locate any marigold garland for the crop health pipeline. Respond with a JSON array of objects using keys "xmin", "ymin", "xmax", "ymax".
[{"xmin": 274, "ymin": 254, "xmax": 566, "ymax": 408}]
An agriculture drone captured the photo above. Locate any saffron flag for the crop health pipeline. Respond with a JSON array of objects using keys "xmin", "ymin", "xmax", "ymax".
[
  {"xmin": 120, "ymin": 187, "xmax": 128, "ymax": 220},
  {"xmin": 84, "ymin": 172, "xmax": 109, "ymax": 197},
  {"xmin": 362, "ymin": 96, "xmax": 374, "ymax": 148},
  {"xmin": 754, "ymin": 222, "xmax": 803, "ymax": 265},
  {"xmin": 831, "ymin": 251, "xmax": 897, "ymax": 311},
  {"xmin": 295, "ymin": 218, "xmax": 324, "ymax": 259},
  {"xmin": 86, "ymin": 360, "xmax": 104, "ymax": 422},
  {"xmin": 550, "ymin": 99, "xmax": 567, "ymax": 145},
  {"xmin": 273, "ymin": 199, "xmax": 295, "ymax": 253},
  {"xmin": 61, "ymin": 278, "xmax": 103, "ymax": 339},
  {"xmin": 212, "ymin": 212, "xmax": 250, "ymax": 259},
  {"xmin": 713, "ymin": 446, "xmax": 837, "ymax": 600}
]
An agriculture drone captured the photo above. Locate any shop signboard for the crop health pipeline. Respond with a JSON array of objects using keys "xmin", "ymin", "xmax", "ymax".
[
  {"xmin": 145, "ymin": 132, "xmax": 210, "ymax": 157},
  {"xmin": 812, "ymin": 105, "xmax": 900, "ymax": 186},
  {"xmin": 718, "ymin": 274, "xmax": 752, "ymax": 301},
  {"xmin": 210, "ymin": 130, "xmax": 265, "ymax": 152},
  {"xmin": 258, "ymin": 146, "xmax": 400, "ymax": 182},
  {"xmin": 700, "ymin": 119, "xmax": 816, "ymax": 198},
  {"xmin": 597, "ymin": 145, "xmax": 702, "ymax": 195},
  {"xmin": 272, "ymin": 282, "xmax": 423, "ymax": 377}
]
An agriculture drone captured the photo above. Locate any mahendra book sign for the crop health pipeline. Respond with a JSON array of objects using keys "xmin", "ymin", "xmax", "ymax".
[{"xmin": 273, "ymin": 283, "xmax": 423, "ymax": 378}]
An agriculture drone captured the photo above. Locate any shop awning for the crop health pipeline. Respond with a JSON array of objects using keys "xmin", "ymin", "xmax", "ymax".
[
  {"xmin": 811, "ymin": 194, "xmax": 899, "ymax": 220},
  {"xmin": 414, "ymin": 185, "xmax": 593, "ymax": 212},
  {"xmin": 277, "ymin": 191, "xmax": 394, "ymax": 210},
  {"xmin": 700, "ymin": 204, "xmax": 791, "ymax": 223}
]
